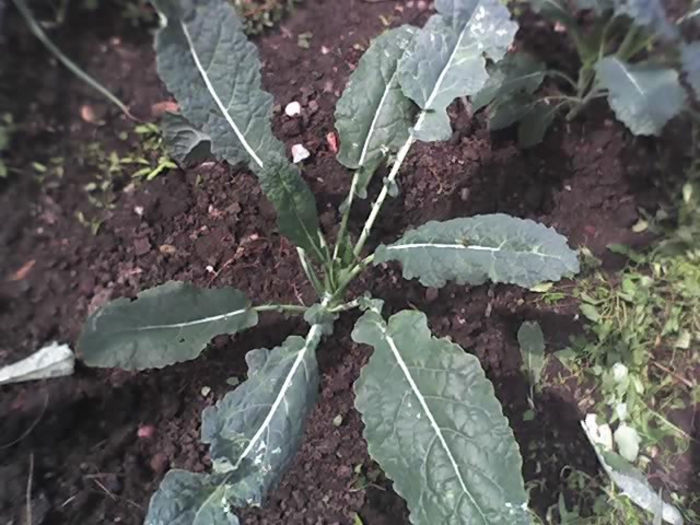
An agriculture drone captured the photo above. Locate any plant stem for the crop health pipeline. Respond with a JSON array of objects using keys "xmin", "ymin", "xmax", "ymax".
[
  {"xmin": 545, "ymin": 70, "xmax": 578, "ymax": 90},
  {"xmin": 353, "ymin": 133, "xmax": 415, "ymax": 257},
  {"xmin": 12, "ymin": 0, "xmax": 136, "ymax": 120},
  {"xmin": 254, "ymin": 304, "xmax": 307, "ymax": 314},
  {"xmin": 333, "ymin": 171, "xmax": 359, "ymax": 261},
  {"xmin": 296, "ymin": 247, "xmax": 325, "ymax": 296}
]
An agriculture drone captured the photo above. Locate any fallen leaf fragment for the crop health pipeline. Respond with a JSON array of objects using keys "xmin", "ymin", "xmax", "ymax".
[
  {"xmin": 9, "ymin": 259, "xmax": 36, "ymax": 281},
  {"xmin": 326, "ymin": 131, "xmax": 339, "ymax": 153},
  {"xmin": 0, "ymin": 342, "xmax": 75, "ymax": 385},
  {"xmin": 291, "ymin": 143, "xmax": 311, "ymax": 163}
]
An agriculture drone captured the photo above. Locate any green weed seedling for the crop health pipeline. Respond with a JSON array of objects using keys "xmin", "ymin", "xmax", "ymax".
[
  {"xmin": 470, "ymin": 0, "xmax": 700, "ymax": 146},
  {"xmin": 76, "ymin": 0, "xmax": 584, "ymax": 522}
]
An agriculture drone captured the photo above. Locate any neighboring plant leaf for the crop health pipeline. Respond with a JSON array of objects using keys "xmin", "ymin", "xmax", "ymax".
[
  {"xmin": 353, "ymin": 309, "xmax": 530, "ymax": 525},
  {"xmin": 581, "ymin": 419, "xmax": 683, "ymax": 525},
  {"xmin": 374, "ymin": 213, "xmax": 580, "ymax": 288},
  {"xmin": 201, "ymin": 329, "xmax": 322, "ymax": 501},
  {"xmin": 0, "ymin": 341, "xmax": 74, "ymax": 385},
  {"xmin": 79, "ymin": 281, "xmax": 257, "ymax": 370},
  {"xmin": 527, "ymin": 0, "xmax": 576, "ymax": 25},
  {"xmin": 161, "ymin": 112, "xmax": 213, "ymax": 164},
  {"xmin": 517, "ymin": 99, "xmax": 560, "ymax": 147},
  {"xmin": 152, "ymin": 0, "xmax": 284, "ymax": 172},
  {"xmin": 144, "ymin": 470, "xmax": 239, "ymax": 525},
  {"xmin": 472, "ymin": 52, "xmax": 546, "ymax": 112},
  {"xmin": 595, "ymin": 57, "xmax": 685, "ymax": 136},
  {"xmin": 258, "ymin": 154, "xmax": 325, "ymax": 261},
  {"xmin": 613, "ymin": 0, "xmax": 678, "ymax": 40},
  {"xmin": 517, "ymin": 321, "xmax": 546, "ymax": 386},
  {"xmin": 681, "ymin": 42, "xmax": 700, "ymax": 98},
  {"xmin": 488, "ymin": 92, "xmax": 535, "ymax": 131},
  {"xmin": 335, "ymin": 26, "xmax": 418, "ymax": 198},
  {"xmin": 574, "ymin": 0, "xmax": 614, "ymax": 14},
  {"xmin": 398, "ymin": 0, "xmax": 517, "ymax": 141}
]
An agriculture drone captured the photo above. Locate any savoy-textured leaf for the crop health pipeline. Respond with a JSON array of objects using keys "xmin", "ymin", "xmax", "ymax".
[
  {"xmin": 353, "ymin": 309, "xmax": 530, "ymax": 525},
  {"xmin": 517, "ymin": 99, "xmax": 560, "ymax": 147},
  {"xmin": 374, "ymin": 213, "xmax": 580, "ymax": 288},
  {"xmin": 517, "ymin": 321, "xmax": 546, "ymax": 385},
  {"xmin": 258, "ymin": 154, "xmax": 325, "ymax": 261},
  {"xmin": 472, "ymin": 52, "xmax": 545, "ymax": 112},
  {"xmin": 682, "ymin": 42, "xmax": 700, "ymax": 98},
  {"xmin": 335, "ymin": 26, "xmax": 417, "ymax": 197},
  {"xmin": 161, "ymin": 112, "xmax": 213, "ymax": 164},
  {"xmin": 613, "ymin": 0, "xmax": 678, "ymax": 40},
  {"xmin": 398, "ymin": 0, "xmax": 517, "ymax": 141},
  {"xmin": 153, "ymin": 0, "xmax": 284, "ymax": 172},
  {"xmin": 144, "ymin": 470, "xmax": 239, "ymax": 525},
  {"xmin": 200, "ymin": 328, "xmax": 322, "ymax": 502},
  {"xmin": 79, "ymin": 281, "xmax": 257, "ymax": 370},
  {"xmin": 596, "ymin": 57, "xmax": 685, "ymax": 135}
]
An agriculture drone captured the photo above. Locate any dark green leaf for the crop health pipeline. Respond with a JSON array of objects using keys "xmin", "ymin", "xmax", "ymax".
[
  {"xmin": 527, "ymin": 0, "xmax": 576, "ymax": 25},
  {"xmin": 153, "ymin": 0, "xmax": 284, "ymax": 172},
  {"xmin": 682, "ymin": 42, "xmax": 700, "ymax": 98},
  {"xmin": 161, "ymin": 112, "xmax": 213, "ymax": 165},
  {"xmin": 596, "ymin": 57, "xmax": 685, "ymax": 135},
  {"xmin": 353, "ymin": 309, "xmax": 529, "ymax": 524},
  {"xmin": 517, "ymin": 99, "xmax": 560, "ymax": 147},
  {"xmin": 79, "ymin": 282, "xmax": 257, "ymax": 370},
  {"xmin": 375, "ymin": 213, "xmax": 580, "ymax": 288},
  {"xmin": 201, "ymin": 328, "xmax": 322, "ymax": 501},
  {"xmin": 398, "ymin": 0, "xmax": 518, "ymax": 141},
  {"xmin": 144, "ymin": 470, "xmax": 239, "ymax": 525},
  {"xmin": 335, "ymin": 26, "xmax": 418, "ymax": 198},
  {"xmin": 257, "ymin": 154, "xmax": 325, "ymax": 260},
  {"xmin": 472, "ymin": 52, "xmax": 546, "ymax": 112},
  {"xmin": 517, "ymin": 321, "xmax": 546, "ymax": 385},
  {"xmin": 613, "ymin": 0, "xmax": 678, "ymax": 40}
]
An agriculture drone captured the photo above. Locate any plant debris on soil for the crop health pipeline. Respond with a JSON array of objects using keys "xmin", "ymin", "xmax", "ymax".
[{"xmin": 0, "ymin": 0, "xmax": 697, "ymax": 524}]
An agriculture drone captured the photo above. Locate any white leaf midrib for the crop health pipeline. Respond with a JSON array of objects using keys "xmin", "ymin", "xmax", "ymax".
[
  {"xmin": 233, "ymin": 314, "xmax": 324, "ymax": 469},
  {"xmin": 386, "ymin": 242, "xmax": 564, "ymax": 261},
  {"xmin": 133, "ymin": 308, "xmax": 248, "ymax": 331},
  {"xmin": 358, "ymin": 70, "xmax": 399, "ymax": 167},
  {"xmin": 376, "ymin": 321, "xmax": 487, "ymax": 522},
  {"xmin": 180, "ymin": 21, "xmax": 265, "ymax": 168}
]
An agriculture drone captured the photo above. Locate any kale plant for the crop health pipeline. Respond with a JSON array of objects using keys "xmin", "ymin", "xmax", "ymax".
[
  {"xmin": 473, "ymin": 0, "xmax": 700, "ymax": 146},
  {"xmin": 78, "ymin": 0, "xmax": 581, "ymax": 522}
]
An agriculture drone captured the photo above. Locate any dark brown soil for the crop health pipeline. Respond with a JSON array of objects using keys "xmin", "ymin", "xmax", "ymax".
[{"xmin": 0, "ymin": 1, "xmax": 696, "ymax": 524}]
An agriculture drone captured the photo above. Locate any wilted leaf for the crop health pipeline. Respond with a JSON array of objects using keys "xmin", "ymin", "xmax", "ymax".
[
  {"xmin": 335, "ymin": 26, "xmax": 418, "ymax": 197},
  {"xmin": 681, "ymin": 42, "xmax": 700, "ymax": 98},
  {"xmin": 153, "ymin": 0, "xmax": 284, "ymax": 172},
  {"xmin": 79, "ymin": 282, "xmax": 257, "ymax": 370},
  {"xmin": 472, "ymin": 52, "xmax": 546, "ymax": 112},
  {"xmin": 353, "ymin": 309, "xmax": 529, "ymax": 525},
  {"xmin": 257, "ymin": 155, "xmax": 325, "ymax": 261},
  {"xmin": 613, "ymin": 0, "xmax": 678, "ymax": 40},
  {"xmin": 517, "ymin": 321, "xmax": 546, "ymax": 386},
  {"xmin": 596, "ymin": 57, "xmax": 685, "ymax": 135},
  {"xmin": 144, "ymin": 470, "xmax": 239, "ymax": 525},
  {"xmin": 201, "ymin": 329, "xmax": 322, "ymax": 500},
  {"xmin": 161, "ymin": 112, "xmax": 213, "ymax": 164},
  {"xmin": 581, "ymin": 419, "xmax": 683, "ymax": 525},
  {"xmin": 375, "ymin": 213, "xmax": 580, "ymax": 288},
  {"xmin": 398, "ymin": 0, "xmax": 517, "ymax": 141}
]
